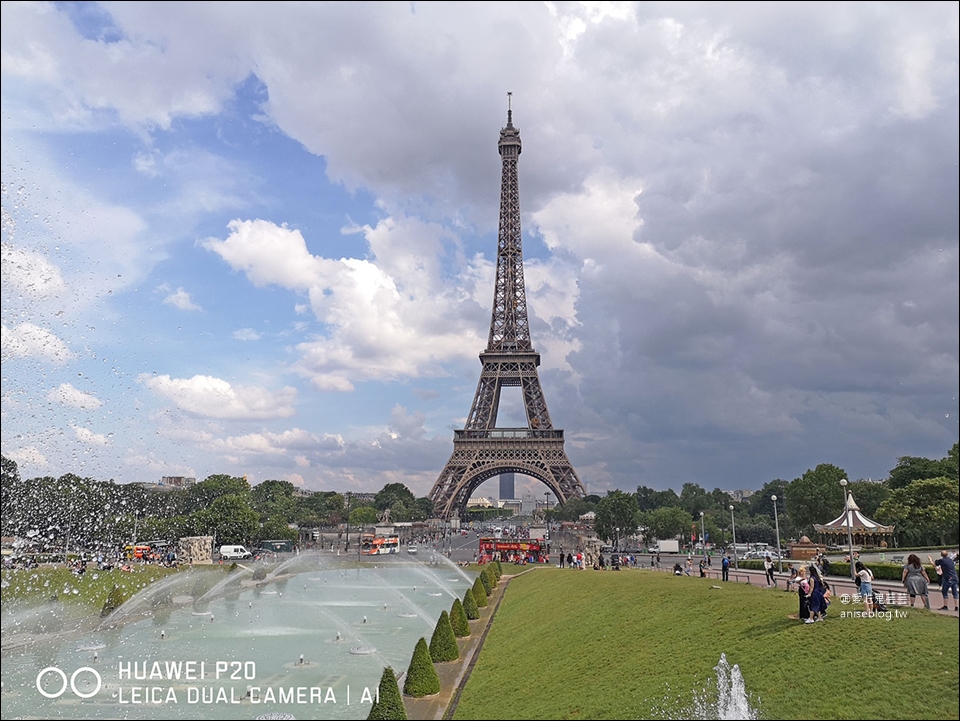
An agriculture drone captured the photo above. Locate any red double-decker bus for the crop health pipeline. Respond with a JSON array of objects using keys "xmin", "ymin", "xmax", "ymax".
[{"xmin": 478, "ymin": 537, "xmax": 546, "ymax": 564}]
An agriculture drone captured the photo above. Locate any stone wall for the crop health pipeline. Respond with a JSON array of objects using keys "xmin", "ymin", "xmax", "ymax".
[{"xmin": 179, "ymin": 535, "xmax": 213, "ymax": 564}]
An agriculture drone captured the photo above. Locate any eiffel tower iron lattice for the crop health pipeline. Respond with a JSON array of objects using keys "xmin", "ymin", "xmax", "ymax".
[{"xmin": 428, "ymin": 98, "xmax": 586, "ymax": 520}]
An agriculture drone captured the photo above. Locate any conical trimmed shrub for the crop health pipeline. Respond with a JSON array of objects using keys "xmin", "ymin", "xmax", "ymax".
[
  {"xmin": 403, "ymin": 637, "xmax": 440, "ymax": 697},
  {"xmin": 450, "ymin": 598, "xmax": 470, "ymax": 637},
  {"xmin": 472, "ymin": 577, "xmax": 488, "ymax": 607},
  {"xmin": 462, "ymin": 586, "xmax": 480, "ymax": 619},
  {"xmin": 429, "ymin": 610, "xmax": 459, "ymax": 662},
  {"xmin": 367, "ymin": 666, "xmax": 407, "ymax": 720},
  {"xmin": 101, "ymin": 585, "xmax": 126, "ymax": 617},
  {"xmin": 480, "ymin": 568, "xmax": 493, "ymax": 596},
  {"xmin": 495, "ymin": 559, "xmax": 503, "ymax": 577}
]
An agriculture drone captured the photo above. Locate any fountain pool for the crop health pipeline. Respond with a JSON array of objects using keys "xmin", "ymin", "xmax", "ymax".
[{"xmin": 1, "ymin": 553, "xmax": 474, "ymax": 720}]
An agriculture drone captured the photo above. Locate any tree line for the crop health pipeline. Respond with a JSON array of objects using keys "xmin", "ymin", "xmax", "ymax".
[
  {"xmin": 2, "ymin": 443, "xmax": 956, "ymax": 552},
  {"xmin": 0, "ymin": 457, "xmax": 434, "ymax": 550},
  {"xmin": 550, "ymin": 443, "xmax": 958, "ymax": 549}
]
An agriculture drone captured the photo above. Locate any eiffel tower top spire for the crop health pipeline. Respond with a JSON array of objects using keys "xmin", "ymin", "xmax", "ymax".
[{"xmin": 489, "ymin": 93, "xmax": 530, "ymax": 352}]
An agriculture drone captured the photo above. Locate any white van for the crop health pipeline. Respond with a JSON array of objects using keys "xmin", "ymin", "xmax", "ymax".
[{"xmin": 219, "ymin": 544, "xmax": 252, "ymax": 560}]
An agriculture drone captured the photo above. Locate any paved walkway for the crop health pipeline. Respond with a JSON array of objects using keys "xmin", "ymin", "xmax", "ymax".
[
  {"xmin": 639, "ymin": 562, "xmax": 959, "ymax": 614},
  {"xmin": 402, "ymin": 567, "xmax": 520, "ymax": 720}
]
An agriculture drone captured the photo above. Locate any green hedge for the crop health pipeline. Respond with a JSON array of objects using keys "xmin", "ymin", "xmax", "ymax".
[
  {"xmin": 480, "ymin": 568, "xmax": 493, "ymax": 596},
  {"xmin": 463, "ymin": 586, "xmax": 480, "ymax": 619},
  {"xmin": 740, "ymin": 559, "xmax": 941, "ymax": 584},
  {"xmin": 403, "ymin": 637, "xmax": 440, "ymax": 697},
  {"xmin": 367, "ymin": 666, "xmax": 407, "ymax": 720},
  {"xmin": 472, "ymin": 577, "xmax": 488, "ymax": 607},
  {"xmin": 450, "ymin": 598, "xmax": 470, "ymax": 637},
  {"xmin": 100, "ymin": 586, "xmax": 127, "ymax": 617},
  {"xmin": 429, "ymin": 610, "xmax": 459, "ymax": 662}
]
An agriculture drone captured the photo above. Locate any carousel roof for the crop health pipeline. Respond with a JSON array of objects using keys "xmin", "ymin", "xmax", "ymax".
[{"xmin": 814, "ymin": 492, "xmax": 895, "ymax": 534}]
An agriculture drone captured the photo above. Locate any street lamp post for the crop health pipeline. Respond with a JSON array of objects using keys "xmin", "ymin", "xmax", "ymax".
[
  {"xmin": 840, "ymin": 478, "xmax": 856, "ymax": 580},
  {"xmin": 699, "ymin": 511, "xmax": 706, "ymax": 562},
  {"xmin": 615, "ymin": 527, "xmax": 620, "ymax": 552},
  {"xmin": 344, "ymin": 492, "xmax": 352, "ymax": 552},
  {"xmin": 729, "ymin": 505, "xmax": 738, "ymax": 570},
  {"xmin": 771, "ymin": 494, "xmax": 782, "ymax": 573}
]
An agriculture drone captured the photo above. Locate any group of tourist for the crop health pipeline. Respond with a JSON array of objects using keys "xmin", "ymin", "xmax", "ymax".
[
  {"xmin": 901, "ymin": 550, "xmax": 960, "ymax": 612},
  {"xmin": 793, "ymin": 550, "xmax": 959, "ymax": 622}
]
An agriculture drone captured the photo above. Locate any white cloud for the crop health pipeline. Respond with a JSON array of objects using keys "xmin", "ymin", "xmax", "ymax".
[
  {"xmin": 205, "ymin": 216, "xmax": 488, "ymax": 391},
  {"xmin": 73, "ymin": 425, "xmax": 108, "ymax": 446},
  {"xmin": 1, "ymin": 322, "xmax": 75, "ymax": 363},
  {"xmin": 139, "ymin": 374, "xmax": 297, "ymax": 420},
  {"xmin": 3, "ymin": 445, "xmax": 49, "ymax": 470},
  {"xmin": 163, "ymin": 287, "xmax": 202, "ymax": 311},
  {"xmin": 1, "ymin": 244, "xmax": 67, "ymax": 300},
  {"xmin": 232, "ymin": 328, "xmax": 261, "ymax": 341},
  {"xmin": 47, "ymin": 383, "xmax": 103, "ymax": 410}
]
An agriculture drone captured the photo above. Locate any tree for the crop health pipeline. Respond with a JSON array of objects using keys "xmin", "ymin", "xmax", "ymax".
[
  {"xmin": 888, "ymin": 456, "xmax": 947, "ymax": 490},
  {"xmin": 428, "ymin": 610, "xmax": 459, "ymax": 662},
  {"xmin": 734, "ymin": 519, "xmax": 777, "ymax": 546},
  {"xmin": 472, "ymin": 577, "xmax": 488, "ymax": 607},
  {"xmin": 594, "ymin": 490, "xmax": 640, "ymax": 543},
  {"xmin": 375, "ymin": 483, "xmax": 416, "ymax": 511},
  {"xmin": 549, "ymin": 497, "xmax": 595, "ymax": 522},
  {"xmin": 186, "ymin": 474, "xmax": 251, "ymax": 510},
  {"xmin": 479, "ymin": 568, "xmax": 493, "ymax": 596},
  {"xmin": 349, "ymin": 506, "xmax": 380, "ymax": 527},
  {"xmin": 462, "ymin": 587, "xmax": 480, "ymax": 619},
  {"xmin": 640, "ymin": 506, "xmax": 690, "ymax": 544},
  {"xmin": 876, "ymin": 477, "xmax": 959, "ymax": 546},
  {"xmin": 449, "ymin": 598, "xmax": 470, "ymax": 637},
  {"xmin": 410, "ymin": 497, "xmax": 434, "ymax": 521},
  {"xmin": 746, "ymin": 480, "xmax": 788, "ymax": 521},
  {"xmin": 367, "ymin": 666, "xmax": 407, "ymax": 720},
  {"xmin": 194, "ymin": 493, "xmax": 260, "ymax": 544},
  {"xmin": 256, "ymin": 515, "xmax": 297, "ymax": 544},
  {"xmin": 786, "ymin": 464, "xmax": 848, "ymax": 536},
  {"xmin": 847, "ymin": 479, "xmax": 889, "ymax": 520},
  {"xmin": 251, "ymin": 479, "xmax": 297, "ymax": 521},
  {"xmin": 679, "ymin": 483, "xmax": 711, "ymax": 516},
  {"xmin": 403, "ymin": 638, "xmax": 440, "ymax": 697}
]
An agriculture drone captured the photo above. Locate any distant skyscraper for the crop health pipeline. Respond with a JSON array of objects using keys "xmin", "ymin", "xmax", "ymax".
[{"xmin": 499, "ymin": 472, "xmax": 516, "ymax": 500}]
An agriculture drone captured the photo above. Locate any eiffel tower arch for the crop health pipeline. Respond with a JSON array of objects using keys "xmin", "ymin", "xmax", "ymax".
[{"xmin": 429, "ymin": 97, "xmax": 586, "ymax": 520}]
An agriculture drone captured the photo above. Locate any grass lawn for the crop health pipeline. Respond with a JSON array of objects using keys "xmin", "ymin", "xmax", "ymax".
[
  {"xmin": 1, "ymin": 564, "xmax": 217, "ymax": 616},
  {"xmin": 453, "ymin": 567, "xmax": 959, "ymax": 720}
]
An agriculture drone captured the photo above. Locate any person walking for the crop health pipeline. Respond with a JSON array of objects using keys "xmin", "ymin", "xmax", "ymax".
[
  {"xmin": 764, "ymin": 555, "xmax": 776, "ymax": 587},
  {"xmin": 721, "ymin": 555, "xmax": 730, "ymax": 582},
  {"xmin": 902, "ymin": 553, "xmax": 931, "ymax": 609},
  {"xmin": 855, "ymin": 561, "xmax": 875, "ymax": 615},
  {"xmin": 930, "ymin": 550, "xmax": 959, "ymax": 612}
]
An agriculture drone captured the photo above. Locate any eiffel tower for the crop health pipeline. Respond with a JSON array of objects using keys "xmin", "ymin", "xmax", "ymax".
[{"xmin": 428, "ymin": 97, "xmax": 586, "ymax": 520}]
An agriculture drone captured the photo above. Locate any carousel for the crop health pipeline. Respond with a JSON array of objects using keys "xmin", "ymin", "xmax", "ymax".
[{"xmin": 813, "ymin": 492, "xmax": 895, "ymax": 548}]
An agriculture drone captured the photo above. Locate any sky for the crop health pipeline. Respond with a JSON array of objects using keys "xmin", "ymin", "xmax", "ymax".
[{"xmin": 1, "ymin": 1, "xmax": 958, "ymax": 503}]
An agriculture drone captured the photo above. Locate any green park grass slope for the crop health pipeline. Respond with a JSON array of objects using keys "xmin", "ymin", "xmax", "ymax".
[
  {"xmin": 452, "ymin": 568, "xmax": 959, "ymax": 720},
  {"xmin": 1, "ymin": 565, "xmax": 183, "ymax": 613}
]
